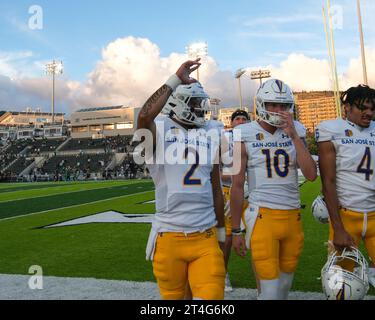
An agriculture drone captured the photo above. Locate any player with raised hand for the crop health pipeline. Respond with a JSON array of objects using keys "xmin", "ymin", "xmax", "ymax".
[{"xmin": 137, "ymin": 59, "xmax": 226, "ymax": 300}]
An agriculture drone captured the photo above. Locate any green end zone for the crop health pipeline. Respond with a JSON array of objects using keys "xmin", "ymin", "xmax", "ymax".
[{"xmin": 0, "ymin": 179, "xmax": 373, "ymax": 295}]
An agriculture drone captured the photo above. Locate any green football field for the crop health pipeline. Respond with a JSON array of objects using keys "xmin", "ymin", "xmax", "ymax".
[{"xmin": 0, "ymin": 179, "xmax": 373, "ymax": 295}]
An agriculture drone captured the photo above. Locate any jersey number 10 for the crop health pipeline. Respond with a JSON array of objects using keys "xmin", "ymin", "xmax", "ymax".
[{"xmin": 262, "ymin": 149, "xmax": 290, "ymax": 178}]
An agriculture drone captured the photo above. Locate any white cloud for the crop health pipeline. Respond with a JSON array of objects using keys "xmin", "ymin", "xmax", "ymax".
[
  {"xmin": 267, "ymin": 48, "xmax": 375, "ymax": 92},
  {"xmin": 68, "ymin": 37, "xmax": 250, "ymax": 111},
  {"xmin": 0, "ymin": 37, "xmax": 374, "ymax": 117},
  {"xmin": 0, "ymin": 51, "xmax": 35, "ymax": 78},
  {"xmin": 267, "ymin": 54, "xmax": 332, "ymax": 91},
  {"xmin": 341, "ymin": 47, "xmax": 375, "ymax": 89}
]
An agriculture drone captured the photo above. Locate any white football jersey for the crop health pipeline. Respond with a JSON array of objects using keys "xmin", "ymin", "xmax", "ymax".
[
  {"xmin": 234, "ymin": 121, "xmax": 306, "ymax": 210},
  {"xmin": 221, "ymin": 129, "xmax": 249, "ymax": 197},
  {"xmin": 147, "ymin": 115, "xmax": 224, "ymax": 232},
  {"xmin": 221, "ymin": 129, "xmax": 234, "ymax": 186},
  {"xmin": 316, "ymin": 119, "xmax": 375, "ymax": 212}
]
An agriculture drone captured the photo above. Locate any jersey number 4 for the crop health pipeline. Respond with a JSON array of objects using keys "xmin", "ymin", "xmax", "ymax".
[
  {"xmin": 357, "ymin": 147, "xmax": 373, "ymax": 181},
  {"xmin": 262, "ymin": 149, "xmax": 290, "ymax": 178}
]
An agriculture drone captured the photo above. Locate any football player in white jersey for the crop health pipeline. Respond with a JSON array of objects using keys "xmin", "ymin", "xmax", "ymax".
[
  {"xmin": 221, "ymin": 109, "xmax": 250, "ymax": 292},
  {"xmin": 137, "ymin": 59, "xmax": 226, "ymax": 300},
  {"xmin": 231, "ymin": 79, "xmax": 317, "ymax": 300},
  {"xmin": 316, "ymin": 85, "xmax": 375, "ymax": 292}
]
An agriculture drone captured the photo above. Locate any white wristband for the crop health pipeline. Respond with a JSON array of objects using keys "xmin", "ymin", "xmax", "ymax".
[
  {"xmin": 216, "ymin": 227, "xmax": 226, "ymax": 243},
  {"xmin": 165, "ymin": 74, "xmax": 182, "ymax": 91}
]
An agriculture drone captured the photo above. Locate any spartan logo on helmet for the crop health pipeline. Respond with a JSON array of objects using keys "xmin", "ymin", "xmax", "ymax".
[{"xmin": 321, "ymin": 247, "xmax": 370, "ymax": 300}]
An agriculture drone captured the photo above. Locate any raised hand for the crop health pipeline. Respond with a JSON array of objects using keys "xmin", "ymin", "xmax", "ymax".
[
  {"xmin": 175, "ymin": 59, "xmax": 201, "ymax": 84},
  {"xmin": 279, "ymin": 111, "xmax": 297, "ymax": 139}
]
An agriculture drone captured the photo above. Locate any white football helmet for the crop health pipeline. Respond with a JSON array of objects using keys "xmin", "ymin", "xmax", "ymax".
[
  {"xmin": 163, "ymin": 82, "xmax": 210, "ymax": 127},
  {"xmin": 256, "ymin": 79, "xmax": 295, "ymax": 127},
  {"xmin": 311, "ymin": 195, "xmax": 329, "ymax": 224},
  {"xmin": 321, "ymin": 247, "xmax": 369, "ymax": 300}
]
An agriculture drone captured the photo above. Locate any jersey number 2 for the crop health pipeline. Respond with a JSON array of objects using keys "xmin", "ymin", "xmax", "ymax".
[
  {"xmin": 183, "ymin": 148, "xmax": 201, "ymax": 185},
  {"xmin": 357, "ymin": 147, "xmax": 373, "ymax": 181}
]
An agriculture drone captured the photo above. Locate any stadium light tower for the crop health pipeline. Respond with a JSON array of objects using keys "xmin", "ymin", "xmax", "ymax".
[
  {"xmin": 186, "ymin": 42, "xmax": 208, "ymax": 81},
  {"xmin": 250, "ymin": 69, "xmax": 271, "ymax": 118},
  {"xmin": 235, "ymin": 69, "xmax": 247, "ymax": 110},
  {"xmin": 250, "ymin": 69, "xmax": 271, "ymax": 86},
  {"xmin": 45, "ymin": 60, "xmax": 63, "ymax": 124}
]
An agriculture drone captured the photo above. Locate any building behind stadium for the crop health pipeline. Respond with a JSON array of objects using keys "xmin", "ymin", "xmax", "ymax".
[{"xmin": 294, "ymin": 91, "xmax": 339, "ymax": 133}]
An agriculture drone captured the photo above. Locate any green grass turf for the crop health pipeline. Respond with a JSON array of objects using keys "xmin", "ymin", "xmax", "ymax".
[
  {"xmin": 0, "ymin": 181, "xmax": 154, "ymax": 219},
  {"xmin": 0, "ymin": 185, "xmax": 156, "ymax": 281},
  {"xmin": 0, "ymin": 179, "xmax": 373, "ymax": 295},
  {"xmin": 0, "ymin": 182, "xmax": 78, "ymax": 194},
  {"xmin": 0, "ymin": 180, "xmax": 148, "ymax": 202}
]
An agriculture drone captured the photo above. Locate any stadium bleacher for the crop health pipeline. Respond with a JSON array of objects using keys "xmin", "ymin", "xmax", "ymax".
[
  {"xmin": 3, "ymin": 140, "xmax": 30, "ymax": 156},
  {"xmin": 59, "ymin": 138, "xmax": 106, "ymax": 152},
  {"xmin": 42, "ymin": 153, "xmax": 112, "ymax": 174},
  {"xmin": 28, "ymin": 138, "xmax": 67, "ymax": 154},
  {"xmin": 6, "ymin": 157, "xmax": 34, "ymax": 175},
  {"xmin": 0, "ymin": 134, "xmax": 144, "ymax": 182}
]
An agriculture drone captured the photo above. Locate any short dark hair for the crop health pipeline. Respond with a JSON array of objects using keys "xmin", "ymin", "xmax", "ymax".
[
  {"xmin": 340, "ymin": 85, "xmax": 375, "ymax": 110},
  {"xmin": 231, "ymin": 109, "xmax": 250, "ymax": 122}
]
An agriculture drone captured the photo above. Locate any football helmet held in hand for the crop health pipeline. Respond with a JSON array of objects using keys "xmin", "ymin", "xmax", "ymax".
[
  {"xmin": 311, "ymin": 195, "xmax": 329, "ymax": 224},
  {"xmin": 321, "ymin": 247, "xmax": 369, "ymax": 300}
]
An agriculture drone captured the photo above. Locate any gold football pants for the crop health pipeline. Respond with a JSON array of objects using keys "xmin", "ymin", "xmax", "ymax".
[
  {"xmin": 152, "ymin": 228, "xmax": 226, "ymax": 300},
  {"xmin": 329, "ymin": 208, "xmax": 375, "ymax": 263},
  {"xmin": 250, "ymin": 208, "xmax": 304, "ymax": 280},
  {"xmin": 223, "ymin": 185, "xmax": 249, "ymax": 236}
]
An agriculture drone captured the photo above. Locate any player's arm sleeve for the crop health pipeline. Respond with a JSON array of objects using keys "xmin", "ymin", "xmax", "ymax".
[
  {"xmin": 294, "ymin": 121, "xmax": 307, "ymax": 139},
  {"xmin": 143, "ymin": 117, "xmax": 164, "ymax": 171},
  {"xmin": 315, "ymin": 121, "xmax": 335, "ymax": 143}
]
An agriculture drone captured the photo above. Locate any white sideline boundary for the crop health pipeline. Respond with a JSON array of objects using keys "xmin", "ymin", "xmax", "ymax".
[{"xmin": 1, "ymin": 274, "xmax": 374, "ymax": 300}]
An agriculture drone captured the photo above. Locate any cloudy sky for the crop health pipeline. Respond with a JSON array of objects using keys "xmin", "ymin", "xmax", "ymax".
[{"xmin": 0, "ymin": 0, "xmax": 374, "ymax": 116}]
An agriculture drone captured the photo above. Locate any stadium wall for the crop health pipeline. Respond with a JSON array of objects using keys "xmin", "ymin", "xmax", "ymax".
[{"xmin": 70, "ymin": 106, "xmax": 140, "ymax": 139}]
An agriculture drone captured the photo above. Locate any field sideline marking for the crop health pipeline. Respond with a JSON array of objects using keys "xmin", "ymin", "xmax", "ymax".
[
  {"xmin": 0, "ymin": 190, "xmax": 155, "ymax": 223},
  {"xmin": 0, "ymin": 182, "xmax": 149, "ymax": 204}
]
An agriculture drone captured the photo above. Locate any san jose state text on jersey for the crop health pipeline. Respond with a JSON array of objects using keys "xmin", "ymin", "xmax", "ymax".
[
  {"xmin": 235, "ymin": 120, "xmax": 307, "ymax": 210},
  {"xmin": 147, "ymin": 115, "xmax": 223, "ymax": 233},
  {"xmin": 316, "ymin": 119, "xmax": 375, "ymax": 212}
]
